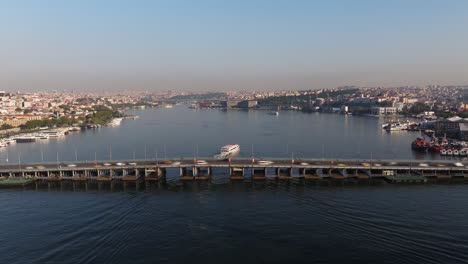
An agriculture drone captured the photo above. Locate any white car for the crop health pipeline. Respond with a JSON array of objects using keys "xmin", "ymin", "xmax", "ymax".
[
  {"xmin": 196, "ymin": 160, "xmax": 208, "ymax": 165},
  {"xmin": 258, "ymin": 160, "xmax": 274, "ymax": 165},
  {"xmin": 103, "ymin": 163, "xmax": 111, "ymax": 166},
  {"xmin": 115, "ymin": 162, "xmax": 125, "ymax": 166},
  {"xmin": 67, "ymin": 164, "xmax": 77, "ymax": 167},
  {"xmin": 129, "ymin": 162, "xmax": 137, "ymax": 166},
  {"xmin": 26, "ymin": 166, "xmax": 34, "ymax": 170},
  {"xmin": 300, "ymin": 162, "xmax": 309, "ymax": 166},
  {"xmin": 172, "ymin": 161, "xmax": 181, "ymax": 166},
  {"xmin": 373, "ymin": 163, "xmax": 382, "ymax": 167},
  {"xmin": 418, "ymin": 163, "xmax": 429, "ymax": 167},
  {"xmin": 454, "ymin": 162, "xmax": 464, "ymax": 167}
]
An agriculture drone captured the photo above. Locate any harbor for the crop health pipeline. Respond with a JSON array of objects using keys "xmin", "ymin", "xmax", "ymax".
[{"xmin": 0, "ymin": 117, "xmax": 129, "ymax": 149}]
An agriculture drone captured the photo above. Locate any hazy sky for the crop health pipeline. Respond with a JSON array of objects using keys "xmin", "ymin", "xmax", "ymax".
[{"xmin": 1, "ymin": 0, "xmax": 468, "ymax": 91}]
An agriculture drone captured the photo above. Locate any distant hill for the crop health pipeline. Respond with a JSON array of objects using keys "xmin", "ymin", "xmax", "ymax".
[{"xmin": 169, "ymin": 92, "xmax": 227, "ymax": 100}]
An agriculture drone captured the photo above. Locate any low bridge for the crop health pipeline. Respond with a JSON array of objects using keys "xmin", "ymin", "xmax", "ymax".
[{"xmin": 1, "ymin": 158, "xmax": 467, "ymax": 184}]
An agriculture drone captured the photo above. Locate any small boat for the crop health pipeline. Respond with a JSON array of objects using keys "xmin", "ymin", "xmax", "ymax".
[
  {"xmin": 440, "ymin": 149, "xmax": 447, "ymax": 156},
  {"xmin": 459, "ymin": 149, "xmax": 467, "ymax": 156},
  {"xmin": 447, "ymin": 149, "xmax": 453, "ymax": 156},
  {"xmin": 411, "ymin": 137, "xmax": 428, "ymax": 152},
  {"xmin": 453, "ymin": 150, "xmax": 459, "ymax": 156},
  {"xmin": 424, "ymin": 129, "xmax": 435, "ymax": 137},
  {"xmin": 4, "ymin": 138, "xmax": 15, "ymax": 144},
  {"xmin": 268, "ymin": 111, "xmax": 279, "ymax": 116}
]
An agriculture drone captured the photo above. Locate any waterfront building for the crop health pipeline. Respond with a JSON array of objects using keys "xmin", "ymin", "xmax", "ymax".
[
  {"xmin": 238, "ymin": 100, "xmax": 258, "ymax": 109},
  {"xmin": 459, "ymin": 123, "xmax": 468, "ymax": 141},
  {"xmin": 221, "ymin": 100, "xmax": 241, "ymax": 109},
  {"xmin": 434, "ymin": 116, "xmax": 468, "ymax": 138},
  {"xmin": 371, "ymin": 107, "xmax": 398, "ymax": 115},
  {"xmin": 0, "ymin": 114, "xmax": 44, "ymax": 127}
]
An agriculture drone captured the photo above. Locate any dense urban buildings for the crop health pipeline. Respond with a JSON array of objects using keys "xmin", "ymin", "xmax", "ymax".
[{"xmin": 1, "ymin": 85, "xmax": 467, "ymax": 127}]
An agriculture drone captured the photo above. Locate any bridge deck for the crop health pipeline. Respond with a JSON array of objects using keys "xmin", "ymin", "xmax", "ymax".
[{"xmin": 0, "ymin": 158, "xmax": 466, "ymax": 183}]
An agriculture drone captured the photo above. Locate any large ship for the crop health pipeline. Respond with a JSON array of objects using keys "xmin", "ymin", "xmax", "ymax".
[
  {"xmin": 214, "ymin": 144, "xmax": 240, "ymax": 160},
  {"xmin": 411, "ymin": 137, "xmax": 428, "ymax": 152}
]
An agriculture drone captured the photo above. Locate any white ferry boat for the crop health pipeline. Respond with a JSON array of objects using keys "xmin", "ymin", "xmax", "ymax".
[
  {"xmin": 385, "ymin": 122, "xmax": 408, "ymax": 131},
  {"xmin": 34, "ymin": 133, "xmax": 49, "ymax": 139},
  {"xmin": 42, "ymin": 130, "xmax": 65, "ymax": 137},
  {"xmin": 214, "ymin": 144, "xmax": 240, "ymax": 160}
]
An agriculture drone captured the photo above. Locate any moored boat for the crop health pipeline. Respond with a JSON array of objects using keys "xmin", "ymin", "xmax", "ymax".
[
  {"xmin": 15, "ymin": 136, "xmax": 36, "ymax": 143},
  {"xmin": 460, "ymin": 149, "xmax": 467, "ymax": 156},
  {"xmin": 411, "ymin": 137, "xmax": 428, "ymax": 152},
  {"xmin": 385, "ymin": 122, "xmax": 408, "ymax": 131},
  {"xmin": 0, "ymin": 178, "xmax": 34, "ymax": 187}
]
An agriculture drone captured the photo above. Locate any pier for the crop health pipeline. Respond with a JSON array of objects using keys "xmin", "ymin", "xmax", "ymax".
[{"xmin": 1, "ymin": 158, "xmax": 468, "ymax": 185}]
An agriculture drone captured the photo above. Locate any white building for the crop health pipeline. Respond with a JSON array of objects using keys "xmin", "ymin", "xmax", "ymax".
[{"xmin": 371, "ymin": 107, "xmax": 398, "ymax": 115}]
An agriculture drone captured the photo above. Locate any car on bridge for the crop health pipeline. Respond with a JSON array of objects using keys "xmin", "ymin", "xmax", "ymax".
[{"xmin": 258, "ymin": 160, "xmax": 274, "ymax": 165}]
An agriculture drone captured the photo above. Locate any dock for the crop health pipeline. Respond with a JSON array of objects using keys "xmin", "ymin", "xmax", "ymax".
[{"xmin": 1, "ymin": 158, "xmax": 467, "ymax": 185}]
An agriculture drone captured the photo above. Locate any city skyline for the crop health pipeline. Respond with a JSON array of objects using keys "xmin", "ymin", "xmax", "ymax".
[{"xmin": 1, "ymin": 0, "xmax": 468, "ymax": 91}]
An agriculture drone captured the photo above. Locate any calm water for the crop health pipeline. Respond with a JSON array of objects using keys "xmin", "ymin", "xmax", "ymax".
[
  {"xmin": 0, "ymin": 106, "xmax": 446, "ymax": 164},
  {"xmin": 1, "ymin": 107, "xmax": 468, "ymax": 264}
]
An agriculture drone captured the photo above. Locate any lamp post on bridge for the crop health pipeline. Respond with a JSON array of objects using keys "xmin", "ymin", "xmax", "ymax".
[{"xmin": 18, "ymin": 152, "xmax": 21, "ymax": 172}]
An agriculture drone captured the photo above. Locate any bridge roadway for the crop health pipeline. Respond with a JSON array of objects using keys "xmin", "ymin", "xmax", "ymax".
[{"xmin": 0, "ymin": 158, "xmax": 467, "ymax": 182}]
